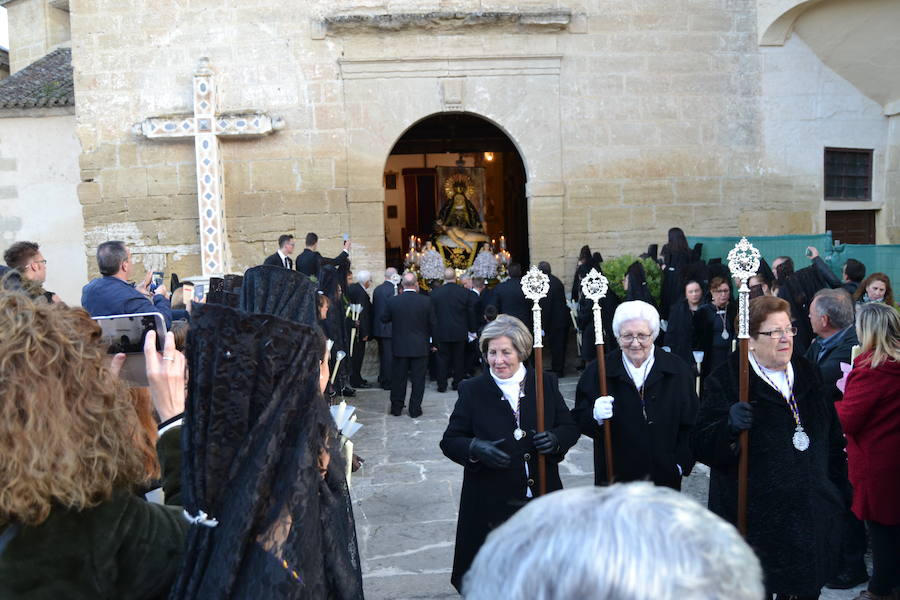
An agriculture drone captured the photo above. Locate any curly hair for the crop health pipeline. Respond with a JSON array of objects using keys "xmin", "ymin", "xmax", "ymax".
[
  {"xmin": 854, "ymin": 272, "xmax": 895, "ymax": 307},
  {"xmin": 0, "ymin": 292, "xmax": 156, "ymax": 526}
]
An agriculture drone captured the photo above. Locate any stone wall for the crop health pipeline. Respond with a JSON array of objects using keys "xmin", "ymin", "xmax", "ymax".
[
  {"xmin": 68, "ymin": 0, "xmax": 894, "ymax": 286},
  {"xmin": 5, "ymin": 0, "xmax": 70, "ymax": 74},
  {"xmin": 0, "ymin": 111, "xmax": 86, "ymax": 303}
]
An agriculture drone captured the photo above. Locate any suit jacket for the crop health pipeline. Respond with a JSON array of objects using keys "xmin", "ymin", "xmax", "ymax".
[
  {"xmin": 804, "ymin": 326, "xmax": 859, "ymax": 404},
  {"xmin": 81, "ymin": 276, "xmax": 174, "ymax": 327},
  {"xmin": 382, "ymin": 290, "xmax": 436, "ymax": 357},
  {"xmin": 263, "ymin": 252, "xmax": 291, "ymax": 269},
  {"xmin": 371, "ymin": 280, "xmax": 395, "ymax": 338},
  {"xmin": 296, "ymin": 248, "xmax": 350, "ymax": 278},
  {"xmin": 493, "ymin": 277, "xmax": 532, "ymax": 331},
  {"xmin": 431, "ymin": 282, "xmax": 476, "ymax": 342},
  {"xmin": 539, "ymin": 274, "xmax": 569, "ymax": 332},
  {"xmin": 474, "ymin": 287, "xmax": 497, "ymax": 323},
  {"xmin": 346, "ymin": 282, "xmax": 373, "ymax": 340}
]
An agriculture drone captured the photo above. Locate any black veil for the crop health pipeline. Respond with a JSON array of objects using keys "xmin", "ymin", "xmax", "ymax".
[{"xmin": 169, "ymin": 302, "xmax": 363, "ymax": 599}]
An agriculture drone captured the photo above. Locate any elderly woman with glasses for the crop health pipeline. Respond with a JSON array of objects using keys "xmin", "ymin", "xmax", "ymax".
[
  {"xmin": 572, "ymin": 300, "xmax": 699, "ymax": 490},
  {"xmin": 441, "ymin": 314, "xmax": 579, "ymax": 593},
  {"xmin": 692, "ymin": 296, "xmax": 851, "ymax": 600}
]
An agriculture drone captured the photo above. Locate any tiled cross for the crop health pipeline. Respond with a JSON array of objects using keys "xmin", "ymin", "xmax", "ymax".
[{"xmin": 133, "ymin": 57, "xmax": 283, "ymax": 278}]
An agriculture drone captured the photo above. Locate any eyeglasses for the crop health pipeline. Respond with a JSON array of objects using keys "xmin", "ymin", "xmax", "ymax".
[
  {"xmin": 620, "ymin": 333, "xmax": 652, "ymax": 344},
  {"xmin": 713, "ymin": 288, "xmax": 730, "ymax": 295},
  {"xmin": 757, "ymin": 327, "xmax": 798, "ymax": 339},
  {"xmin": 30, "ymin": 259, "xmax": 47, "ymax": 266}
]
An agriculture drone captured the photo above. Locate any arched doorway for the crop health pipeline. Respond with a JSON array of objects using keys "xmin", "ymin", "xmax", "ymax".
[{"xmin": 381, "ymin": 113, "xmax": 529, "ymax": 270}]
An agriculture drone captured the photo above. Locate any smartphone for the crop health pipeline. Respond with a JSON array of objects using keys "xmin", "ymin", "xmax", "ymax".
[
  {"xmin": 194, "ymin": 283, "xmax": 205, "ymax": 302},
  {"xmin": 149, "ymin": 271, "xmax": 164, "ymax": 293},
  {"xmin": 342, "ymin": 233, "xmax": 349, "ymax": 242},
  {"xmin": 181, "ymin": 282, "xmax": 195, "ymax": 303},
  {"xmin": 93, "ymin": 312, "xmax": 167, "ymax": 387}
]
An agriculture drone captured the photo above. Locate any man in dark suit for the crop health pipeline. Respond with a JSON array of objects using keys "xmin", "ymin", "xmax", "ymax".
[
  {"xmin": 493, "ymin": 262, "xmax": 532, "ymax": 332},
  {"xmin": 346, "ymin": 269, "xmax": 374, "ymax": 388},
  {"xmin": 538, "ymin": 261, "xmax": 570, "ymax": 377},
  {"xmin": 295, "ymin": 231, "xmax": 351, "ymax": 280},
  {"xmin": 371, "ymin": 267, "xmax": 398, "ymax": 390},
  {"xmin": 472, "ymin": 276, "xmax": 496, "ymax": 321},
  {"xmin": 805, "ymin": 288, "xmax": 868, "ymax": 590},
  {"xmin": 382, "ymin": 271, "xmax": 436, "ymax": 418},
  {"xmin": 431, "ymin": 267, "xmax": 477, "ymax": 392},
  {"xmin": 263, "ymin": 234, "xmax": 296, "ymax": 269},
  {"xmin": 81, "ymin": 240, "xmax": 173, "ymax": 326}
]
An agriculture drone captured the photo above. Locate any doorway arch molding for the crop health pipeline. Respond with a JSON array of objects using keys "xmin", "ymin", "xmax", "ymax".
[{"xmin": 339, "ymin": 55, "xmax": 566, "ymax": 277}]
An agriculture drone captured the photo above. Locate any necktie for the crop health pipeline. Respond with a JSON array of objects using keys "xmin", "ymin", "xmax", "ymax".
[{"xmin": 285, "ymin": 257, "xmax": 293, "ymax": 269}]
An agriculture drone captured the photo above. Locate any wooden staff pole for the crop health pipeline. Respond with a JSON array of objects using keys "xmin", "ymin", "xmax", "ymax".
[
  {"xmin": 582, "ymin": 268, "xmax": 614, "ymax": 483},
  {"xmin": 521, "ymin": 266, "xmax": 551, "ymax": 496},
  {"xmin": 727, "ymin": 236, "xmax": 759, "ymax": 538},
  {"xmin": 738, "ymin": 337, "xmax": 749, "ymax": 535}
]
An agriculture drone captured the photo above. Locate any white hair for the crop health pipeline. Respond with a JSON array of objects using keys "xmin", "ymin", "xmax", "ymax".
[
  {"xmin": 463, "ymin": 483, "xmax": 763, "ymax": 600},
  {"xmin": 384, "ymin": 267, "xmax": 397, "ymax": 279},
  {"xmin": 356, "ymin": 270, "xmax": 371, "ymax": 285},
  {"xmin": 612, "ymin": 300, "xmax": 660, "ymax": 340}
]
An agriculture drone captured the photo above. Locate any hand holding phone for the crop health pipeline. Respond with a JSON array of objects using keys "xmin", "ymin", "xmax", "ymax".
[
  {"xmin": 143, "ymin": 330, "xmax": 186, "ymax": 421},
  {"xmin": 94, "ymin": 312, "xmax": 166, "ymax": 387},
  {"xmin": 150, "ymin": 271, "xmax": 164, "ymax": 293}
]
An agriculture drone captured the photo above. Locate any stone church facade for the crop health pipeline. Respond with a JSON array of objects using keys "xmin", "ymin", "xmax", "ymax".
[{"xmin": 4, "ymin": 0, "xmax": 899, "ymax": 288}]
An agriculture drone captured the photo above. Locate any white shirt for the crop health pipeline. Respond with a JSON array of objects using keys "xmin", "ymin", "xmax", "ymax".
[
  {"xmin": 749, "ymin": 352, "xmax": 794, "ymax": 398},
  {"xmin": 622, "ymin": 352, "xmax": 655, "ymax": 389},
  {"xmin": 277, "ymin": 249, "xmax": 290, "ymax": 267}
]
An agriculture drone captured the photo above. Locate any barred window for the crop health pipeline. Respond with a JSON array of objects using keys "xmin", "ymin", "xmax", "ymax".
[{"xmin": 824, "ymin": 148, "xmax": 873, "ymax": 201}]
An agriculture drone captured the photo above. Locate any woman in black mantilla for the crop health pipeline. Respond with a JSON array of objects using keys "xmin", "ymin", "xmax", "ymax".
[
  {"xmin": 659, "ymin": 227, "xmax": 692, "ymax": 321},
  {"xmin": 691, "ymin": 296, "xmax": 851, "ymax": 600},
  {"xmin": 695, "ymin": 274, "xmax": 737, "ymax": 386},
  {"xmin": 440, "ymin": 315, "xmax": 579, "ymax": 592}
]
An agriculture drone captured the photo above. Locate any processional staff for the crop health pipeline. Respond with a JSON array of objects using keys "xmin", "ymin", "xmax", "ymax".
[
  {"xmin": 726, "ymin": 236, "xmax": 761, "ymax": 537},
  {"xmin": 521, "ymin": 265, "xmax": 551, "ymax": 496},
  {"xmin": 581, "ymin": 268, "xmax": 615, "ymax": 482}
]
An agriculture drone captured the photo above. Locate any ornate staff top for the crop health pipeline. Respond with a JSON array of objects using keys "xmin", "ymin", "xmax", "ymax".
[
  {"xmin": 727, "ymin": 237, "xmax": 761, "ymax": 283},
  {"xmin": 521, "ymin": 265, "xmax": 550, "ymax": 348},
  {"xmin": 580, "ymin": 268, "xmax": 609, "ymax": 303},
  {"xmin": 581, "ymin": 268, "xmax": 610, "ymax": 345},
  {"xmin": 727, "ymin": 237, "xmax": 761, "ymax": 339}
]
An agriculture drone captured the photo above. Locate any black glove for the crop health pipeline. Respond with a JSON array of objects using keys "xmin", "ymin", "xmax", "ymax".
[
  {"xmin": 469, "ymin": 438, "xmax": 511, "ymax": 469},
  {"xmin": 532, "ymin": 431, "xmax": 560, "ymax": 455},
  {"xmin": 727, "ymin": 402, "xmax": 753, "ymax": 434}
]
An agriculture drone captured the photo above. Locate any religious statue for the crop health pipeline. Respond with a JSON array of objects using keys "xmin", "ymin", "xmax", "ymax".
[
  {"xmin": 438, "ymin": 172, "xmax": 483, "ymax": 232},
  {"xmin": 435, "ymin": 221, "xmax": 491, "ymax": 252}
]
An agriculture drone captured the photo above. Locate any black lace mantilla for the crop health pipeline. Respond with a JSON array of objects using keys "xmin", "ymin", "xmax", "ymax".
[{"xmin": 170, "ymin": 303, "xmax": 363, "ymax": 599}]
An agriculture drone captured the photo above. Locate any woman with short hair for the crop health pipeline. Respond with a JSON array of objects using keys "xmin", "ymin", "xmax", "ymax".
[
  {"xmin": 440, "ymin": 315, "xmax": 579, "ymax": 592},
  {"xmin": 571, "ymin": 300, "xmax": 699, "ymax": 490},
  {"xmin": 692, "ymin": 296, "xmax": 851, "ymax": 600},
  {"xmin": 837, "ymin": 303, "xmax": 900, "ymax": 600}
]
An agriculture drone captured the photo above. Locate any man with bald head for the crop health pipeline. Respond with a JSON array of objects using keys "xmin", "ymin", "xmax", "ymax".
[{"xmin": 381, "ymin": 271, "xmax": 436, "ymax": 417}]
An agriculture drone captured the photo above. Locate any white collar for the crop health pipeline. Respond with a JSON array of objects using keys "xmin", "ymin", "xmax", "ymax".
[
  {"xmin": 277, "ymin": 249, "xmax": 288, "ymax": 260},
  {"xmin": 749, "ymin": 352, "xmax": 794, "ymax": 398},
  {"xmin": 622, "ymin": 352, "xmax": 655, "ymax": 389},
  {"xmin": 490, "ymin": 363, "xmax": 527, "ymax": 406}
]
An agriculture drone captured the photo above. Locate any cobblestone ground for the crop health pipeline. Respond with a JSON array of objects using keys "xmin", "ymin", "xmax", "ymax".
[{"xmin": 346, "ymin": 375, "xmax": 868, "ymax": 600}]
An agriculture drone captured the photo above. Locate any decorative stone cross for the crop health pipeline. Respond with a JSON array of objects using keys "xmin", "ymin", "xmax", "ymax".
[{"xmin": 133, "ymin": 57, "xmax": 283, "ymax": 277}]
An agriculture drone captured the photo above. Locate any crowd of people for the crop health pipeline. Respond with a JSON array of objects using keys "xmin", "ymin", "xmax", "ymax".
[{"xmin": 2, "ymin": 227, "xmax": 899, "ymax": 599}]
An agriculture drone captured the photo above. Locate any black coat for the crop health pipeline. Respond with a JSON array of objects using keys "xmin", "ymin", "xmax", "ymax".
[
  {"xmin": 371, "ymin": 280, "xmax": 395, "ymax": 339},
  {"xmin": 296, "ymin": 248, "xmax": 350, "ymax": 279},
  {"xmin": 493, "ymin": 277, "xmax": 532, "ymax": 331},
  {"xmin": 263, "ymin": 252, "xmax": 291, "ymax": 269},
  {"xmin": 804, "ymin": 326, "xmax": 859, "ymax": 404},
  {"xmin": 440, "ymin": 369, "xmax": 578, "ymax": 591},
  {"xmin": 659, "ymin": 247, "xmax": 691, "ymax": 320},
  {"xmin": 381, "ymin": 290, "xmax": 436, "ymax": 357},
  {"xmin": 474, "ymin": 287, "xmax": 496, "ymax": 323},
  {"xmin": 664, "ymin": 299, "xmax": 699, "ymax": 368},
  {"xmin": 691, "ymin": 354, "xmax": 850, "ymax": 596},
  {"xmin": 430, "ymin": 282, "xmax": 476, "ymax": 342},
  {"xmin": 572, "ymin": 348, "xmax": 698, "ymax": 489},
  {"xmin": 694, "ymin": 300, "xmax": 737, "ymax": 379},
  {"xmin": 345, "ymin": 282, "xmax": 372, "ymax": 340},
  {"xmin": 539, "ymin": 273, "xmax": 569, "ymax": 333}
]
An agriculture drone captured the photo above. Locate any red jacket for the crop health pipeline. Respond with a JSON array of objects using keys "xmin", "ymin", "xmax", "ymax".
[{"xmin": 837, "ymin": 351, "xmax": 900, "ymax": 524}]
